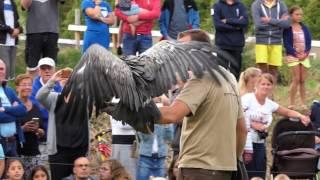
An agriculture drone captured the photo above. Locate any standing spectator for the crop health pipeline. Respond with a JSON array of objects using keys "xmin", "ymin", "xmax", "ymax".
[
  {"xmin": 0, "ymin": 0, "xmax": 22, "ymax": 79},
  {"xmin": 30, "ymin": 165, "xmax": 50, "ymax": 180},
  {"xmin": 30, "ymin": 57, "xmax": 61, "ymax": 166},
  {"xmin": 238, "ymin": 67, "xmax": 261, "ymax": 96},
  {"xmin": 242, "ymin": 73, "xmax": 310, "ymax": 179},
  {"xmin": 31, "ymin": 57, "xmax": 62, "ymax": 134},
  {"xmin": 15, "ymin": 74, "xmax": 45, "ymax": 177},
  {"xmin": 0, "ymin": 59, "xmax": 26, "ymax": 157},
  {"xmin": 110, "ymin": 117, "xmax": 137, "ymax": 179},
  {"xmin": 99, "ymin": 159, "xmax": 132, "ymax": 180},
  {"xmin": 36, "ymin": 70, "xmax": 88, "ymax": 180},
  {"xmin": 252, "ymin": 0, "xmax": 290, "ymax": 81},
  {"xmin": 81, "ymin": 0, "xmax": 115, "ymax": 52},
  {"xmin": 115, "ymin": 0, "xmax": 161, "ymax": 55},
  {"xmin": 136, "ymin": 116, "xmax": 173, "ymax": 180},
  {"xmin": 238, "ymin": 67, "xmax": 261, "ymax": 165},
  {"xmin": 283, "ymin": 6, "xmax": 312, "ymax": 110},
  {"xmin": 20, "ymin": 0, "xmax": 62, "ymax": 76},
  {"xmin": 212, "ymin": 0, "xmax": 249, "ymax": 79},
  {"xmin": 62, "ymin": 157, "xmax": 95, "ymax": 180},
  {"xmin": 159, "ymin": 0, "xmax": 200, "ymax": 40},
  {"xmin": 157, "ymin": 29, "xmax": 248, "ymax": 180},
  {"xmin": 5, "ymin": 158, "xmax": 25, "ymax": 180}
]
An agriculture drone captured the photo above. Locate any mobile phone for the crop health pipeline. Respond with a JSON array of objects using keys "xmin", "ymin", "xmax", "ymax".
[{"xmin": 31, "ymin": 117, "xmax": 40, "ymax": 124}]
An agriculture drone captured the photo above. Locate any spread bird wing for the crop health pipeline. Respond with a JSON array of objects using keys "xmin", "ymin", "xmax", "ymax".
[{"xmin": 62, "ymin": 41, "xmax": 237, "ymax": 133}]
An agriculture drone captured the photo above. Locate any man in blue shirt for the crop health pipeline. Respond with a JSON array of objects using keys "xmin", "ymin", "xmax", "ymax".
[{"xmin": 0, "ymin": 59, "xmax": 27, "ymax": 157}]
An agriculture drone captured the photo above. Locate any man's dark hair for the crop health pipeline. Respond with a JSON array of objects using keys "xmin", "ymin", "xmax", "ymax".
[{"xmin": 178, "ymin": 29, "xmax": 211, "ymax": 44}]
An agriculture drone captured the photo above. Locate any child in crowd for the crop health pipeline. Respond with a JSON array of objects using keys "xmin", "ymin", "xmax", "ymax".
[
  {"xmin": 99, "ymin": 160, "xmax": 132, "ymax": 180},
  {"xmin": 30, "ymin": 165, "xmax": 50, "ymax": 180},
  {"xmin": 283, "ymin": 6, "xmax": 312, "ymax": 110},
  {"xmin": 116, "ymin": 0, "xmax": 148, "ymax": 35},
  {"xmin": 239, "ymin": 67, "xmax": 262, "ymax": 96},
  {"xmin": 274, "ymin": 174, "xmax": 290, "ymax": 180},
  {"xmin": 5, "ymin": 158, "xmax": 25, "ymax": 180}
]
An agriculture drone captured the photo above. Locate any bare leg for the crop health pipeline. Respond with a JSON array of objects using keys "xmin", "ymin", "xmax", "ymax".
[
  {"xmin": 257, "ymin": 63, "xmax": 268, "ymax": 73},
  {"xmin": 299, "ymin": 64, "xmax": 307, "ymax": 109},
  {"xmin": 129, "ymin": 24, "xmax": 136, "ymax": 36},
  {"xmin": 269, "ymin": 65, "xmax": 278, "ymax": 84},
  {"xmin": 289, "ymin": 65, "xmax": 300, "ymax": 108}
]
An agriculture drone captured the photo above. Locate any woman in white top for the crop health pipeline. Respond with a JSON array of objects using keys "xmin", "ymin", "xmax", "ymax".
[
  {"xmin": 242, "ymin": 73, "xmax": 310, "ymax": 179},
  {"xmin": 238, "ymin": 67, "xmax": 261, "ymax": 167}
]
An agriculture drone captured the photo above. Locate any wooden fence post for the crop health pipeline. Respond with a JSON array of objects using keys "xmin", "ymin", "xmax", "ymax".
[{"xmin": 74, "ymin": 9, "xmax": 81, "ymax": 49}]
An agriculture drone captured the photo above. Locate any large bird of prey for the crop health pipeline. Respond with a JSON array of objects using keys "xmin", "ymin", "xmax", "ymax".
[{"xmin": 60, "ymin": 40, "xmax": 237, "ymax": 133}]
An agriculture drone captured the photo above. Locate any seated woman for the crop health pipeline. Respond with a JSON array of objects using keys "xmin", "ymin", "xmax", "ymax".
[
  {"xmin": 15, "ymin": 74, "xmax": 45, "ymax": 178},
  {"xmin": 99, "ymin": 159, "xmax": 132, "ymax": 180},
  {"xmin": 242, "ymin": 73, "xmax": 310, "ymax": 179}
]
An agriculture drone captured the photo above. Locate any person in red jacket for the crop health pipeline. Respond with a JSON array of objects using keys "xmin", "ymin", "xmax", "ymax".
[{"xmin": 115, "ymin": 0, "xmax": 161, "ymax": 55}]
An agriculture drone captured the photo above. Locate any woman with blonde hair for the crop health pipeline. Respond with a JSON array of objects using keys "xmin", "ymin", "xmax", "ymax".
[
  {"xmin": 239, "ymin": 67, "xmax": 262, "ymax": 96},
  {"xmin": 242, "ymin": 73, "xmax": 310, "ymax": 178},
  {"xmin": 99, "ymin": 159, "xmax": 132, "ymax": 180}
]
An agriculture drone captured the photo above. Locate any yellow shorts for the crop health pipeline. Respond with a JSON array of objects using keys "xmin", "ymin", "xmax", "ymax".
[
  {"xmin": 255, "ymin": 44, "xmax": 283, "ymax": 66},
  {"xmin": 288, "ymin": 58, "xmax": 311, "ymax": 68}
]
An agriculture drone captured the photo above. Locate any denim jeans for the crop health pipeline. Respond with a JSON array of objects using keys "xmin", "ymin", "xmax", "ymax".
[
  {"xmin": 0, "ymin": 139, "xmax": 17, "ymax": 157},
  {"xmin": 122, "ymin": 33, "xmax": 153, "ymax": 55},
  {"xmin": 136, "ymin": 155, "xmax": 166, "ymax": 180},
  {"xmin": 245, "ymin": 143, "xmax": 266, "ymax": 179}
]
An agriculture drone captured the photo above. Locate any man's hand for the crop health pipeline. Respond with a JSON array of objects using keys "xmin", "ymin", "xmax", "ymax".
[
  {"xmin": 261, "ymin": 17, "xmax": 271, "ymax": 24},
  {"xmin": 221, "ymin": 19, "xmax": 227, "ymax": 24},
  {"xmin": 11, "ymin": 28, "xmax": 20, "ymax": 38},
  {"xmin": 127, "ymin": 15, "xmax": 139, "ymax": 23}
]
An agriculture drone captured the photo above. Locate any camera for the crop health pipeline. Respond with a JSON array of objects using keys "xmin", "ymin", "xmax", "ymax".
[{"xmin": 257, "ymin": 131, "xmax": 268, "ymax": 139}]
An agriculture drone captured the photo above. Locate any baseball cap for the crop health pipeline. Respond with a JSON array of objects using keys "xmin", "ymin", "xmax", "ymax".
[{"xmin": 38, "ymin": 57, "xmax": 55, "ymax": 68}]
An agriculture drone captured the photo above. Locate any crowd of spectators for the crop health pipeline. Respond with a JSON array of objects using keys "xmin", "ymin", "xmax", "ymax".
[{"xmin": 0, "ymin": 0, "xmax": 318, "ymax": 179}]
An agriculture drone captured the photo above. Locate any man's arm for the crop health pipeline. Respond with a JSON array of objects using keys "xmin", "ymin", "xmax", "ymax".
[
  {"xmin": 251, "ymin": 1, "xmax": 268, "ymax": 30},
  {"xmin": 137, "ymin": 0, "xmax": 161, "ymax": 20},
  {"xmin": 0, "ymin": 113, "xmax": 16, "ymax": 123},
  {"xmin": 158, "ymin": 100, "xmax": 191, "ymax": 124},
  {"xmin": 21, "ymin": 0, "xmax": 32, "ymax": 10},
  {"xmin": 225, "ymin": 4, "xmax": 249, "ymax": 28},
  {"xmin": 212, "ymin": 4, "xmax": 239, "ymax": 31},
  {"xmin": 236, "ymin": 117, "xmax": 247, "ymax": 158}
]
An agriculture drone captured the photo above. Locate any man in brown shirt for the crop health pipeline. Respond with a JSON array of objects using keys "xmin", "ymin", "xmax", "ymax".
[{"xmin": 158, "ymin": 29, "xmax": 247, "ymax": 180}]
